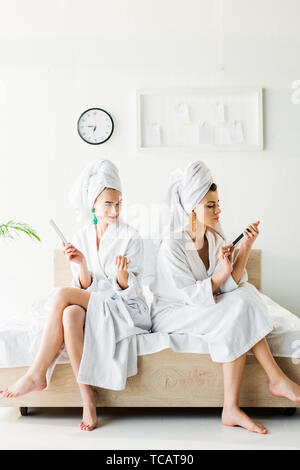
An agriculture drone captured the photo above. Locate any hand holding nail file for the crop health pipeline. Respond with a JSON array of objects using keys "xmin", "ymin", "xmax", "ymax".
[
  {"xmin": 49, "ymin": 219, "xmax": 69, "ymax": 244},
  {"xmin": 232, "ymin": 228, "xmax": 252, "ymax": 246},
  {"xmin": 224, "ymin": 221, "xmax": 260, "ymax": 254}
]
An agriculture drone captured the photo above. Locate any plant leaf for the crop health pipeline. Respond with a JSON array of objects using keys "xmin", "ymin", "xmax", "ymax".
[{"xmin": 0, "ymin": 221, "xmax": 41, "ymax": 242}]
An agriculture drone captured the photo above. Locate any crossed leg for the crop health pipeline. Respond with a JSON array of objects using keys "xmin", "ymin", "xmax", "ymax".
[{"xmin": 0, "ymin": 287, "xmax": 90, "ymax": 399}]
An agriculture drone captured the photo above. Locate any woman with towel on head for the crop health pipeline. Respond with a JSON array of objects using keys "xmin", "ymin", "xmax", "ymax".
[
  {"xmin": 150, "ymin": 160, "xmax": 300, "ymax": 434},
  {"xmin": 0, "ymin": 159, "xmax": 151, "ymax": 431}
]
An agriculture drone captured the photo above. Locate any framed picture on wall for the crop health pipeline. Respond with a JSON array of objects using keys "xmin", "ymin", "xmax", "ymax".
[{"xmin": 136, "ymin": 88, "xmax": 263, "ymax": 152}]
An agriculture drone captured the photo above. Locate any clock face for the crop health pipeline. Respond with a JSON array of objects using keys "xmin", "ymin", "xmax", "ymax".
[{"xmin": 77, "ymin": 108, "xmax": 114, "ymax": 144}]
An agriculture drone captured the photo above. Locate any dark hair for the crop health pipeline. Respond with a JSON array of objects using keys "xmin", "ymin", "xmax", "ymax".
[{"xmin": 209, "ymin": 182, "xmax": 217, "ymax": 191}]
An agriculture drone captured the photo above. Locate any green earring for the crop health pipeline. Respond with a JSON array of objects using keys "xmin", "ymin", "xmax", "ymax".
[{"xmin": 92, "ymin": 208, "xmax": 98, "ymax": 225}]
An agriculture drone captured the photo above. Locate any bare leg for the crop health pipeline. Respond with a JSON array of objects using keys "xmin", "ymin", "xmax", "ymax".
[
  {"xmin": 0, "ymin": 287, "xmax": 90, "ymax": 398},
  {"xmin": 62, "ymin": 305, "xmax": 98, "ymax": 432},
  {"xmin": 251, "ymin": 337, "xmax": 300, "ymax": 402},
  {"xmin": 221, "ymin": 353, "xmax": 268, "ymax": 434}
]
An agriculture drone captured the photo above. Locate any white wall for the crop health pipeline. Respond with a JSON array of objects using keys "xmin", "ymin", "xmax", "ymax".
[{"xmin": 0, "ymin": 0, "xmax": 299, "ymax": 319}]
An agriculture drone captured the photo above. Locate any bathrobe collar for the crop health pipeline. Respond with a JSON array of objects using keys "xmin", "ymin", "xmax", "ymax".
[
  {"xmin": 182, "ymin": 228, "xmax": 217, "ymax": 278},
  {"xmin": 88, "ymin": 218, "xmax": 124, "ymax": 277}
]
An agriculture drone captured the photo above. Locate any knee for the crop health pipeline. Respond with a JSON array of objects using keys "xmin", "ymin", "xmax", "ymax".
[
  {"xmin": 62, "ymin": 305, "xmax": 85, "ymax": 330},
  {"xmin": 54, "ymin": 287, "xmax": 74, "ymax": 305}
]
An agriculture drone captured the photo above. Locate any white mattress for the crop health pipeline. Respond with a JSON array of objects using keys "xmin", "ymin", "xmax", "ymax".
[{"xmin": 0, "ymin": 286, "xmax": 300, "ymax": 371}]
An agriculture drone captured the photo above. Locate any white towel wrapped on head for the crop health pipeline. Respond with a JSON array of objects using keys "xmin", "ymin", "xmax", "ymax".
[
  {"xmin": 163, "ymin": 160, "xmax": 225, "ymax": 241},
  {"xmin": 68, "ymin": 159, "xmax": 122, "ymax": 223}
]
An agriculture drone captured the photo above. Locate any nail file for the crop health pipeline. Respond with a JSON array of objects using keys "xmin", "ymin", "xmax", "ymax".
[
  {"xmin": 232, "ymin": 228, "xmax": 252, "ymax": 246},
  {"xmin": 49, "ymin": 219, "xmax": 68, "ymax": 244}
]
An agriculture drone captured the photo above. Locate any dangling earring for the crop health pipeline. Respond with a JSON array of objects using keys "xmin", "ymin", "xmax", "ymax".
[
  {"xmin": 192, "ymin": 210, "xmax": 197, "ymax": 233},
  {"xmin": 92, "ymin": 208, "xmax": 98, "ymax": 225}
]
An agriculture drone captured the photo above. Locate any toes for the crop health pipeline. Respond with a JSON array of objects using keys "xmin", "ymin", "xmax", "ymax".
[
  {"xmin": 1, "ymin": 390, "xmax": 18, "ymax": 399},
  {"xmin": 80, "ymin": 421, "xmax": 95, "ymax": 431},
  {"xmin": 0, "ymin": 388, "xmax": 22, "ymax": 399},
  {"xmin": 257, "ymin": 426, "xmax": 268, "ymax": 434},
  {"xmin": 259, "ymin": 428, "xmax": 268, "ymax": 434},
  {"xmin": 80, "ymin": 422, "xmax": 88, "ymax": 431},
  {"xmin": 253, "ymin": 422, "xmax": 268, "ymax": 434}
]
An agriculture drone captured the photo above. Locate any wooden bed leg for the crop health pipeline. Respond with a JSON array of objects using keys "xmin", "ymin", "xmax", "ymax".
[
  {"xmin": 20, "ymin": 407, "xmax": 28, "ymax": 416},
  {"xmin": 282, "ymin": 407, "xmax": 297, "ymax": 416}
]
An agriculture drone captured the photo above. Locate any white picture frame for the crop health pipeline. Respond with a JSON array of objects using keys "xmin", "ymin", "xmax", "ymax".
[{"xmin": 136, "ymin": 88, "xmax": 263, "ymax": 152}]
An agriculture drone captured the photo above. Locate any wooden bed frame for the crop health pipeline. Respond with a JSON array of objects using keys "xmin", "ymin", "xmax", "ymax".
[{"xmin": 0, "ymin": 249, "xmax": 299, "ymax": 417}]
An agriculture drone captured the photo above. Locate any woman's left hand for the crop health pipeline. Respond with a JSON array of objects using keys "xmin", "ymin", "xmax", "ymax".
[
  {"xmin": 240, "ymin": 220, "xmax": 260, "ymax": 249},
  {"xmin": 115, "ymin": 255, "xmax": 131, "ymax": 289}
]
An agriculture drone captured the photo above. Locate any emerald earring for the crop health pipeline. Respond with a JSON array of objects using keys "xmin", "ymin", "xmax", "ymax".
[{"xmin": 92, "ymin": 208, "xmax": 98, "ymax": 225}]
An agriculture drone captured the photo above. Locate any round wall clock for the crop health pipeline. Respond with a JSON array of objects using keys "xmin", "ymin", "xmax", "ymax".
[{"xmin": 77, "ymin": 108, "xmax": 114, "ymax": 144}]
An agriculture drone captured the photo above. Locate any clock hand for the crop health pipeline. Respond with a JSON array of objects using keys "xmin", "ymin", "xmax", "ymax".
[{"xmin": 87, "ymin": 125, "xmax": 97, "ymax": 132}]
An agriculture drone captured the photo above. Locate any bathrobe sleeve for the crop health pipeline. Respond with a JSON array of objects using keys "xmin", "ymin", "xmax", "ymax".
[
  {"xmin": 70, "ymin": 232, "xmax": 98, "ymax": 292},
  {"xmin": 163, "ymin": 240, "xmax": 216, "ymax": 307},
  {"xmin": 111, "ymin": 235, "xmax": 144, "ymax": 302}
]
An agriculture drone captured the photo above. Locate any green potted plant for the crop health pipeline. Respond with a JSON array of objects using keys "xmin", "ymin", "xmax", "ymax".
[{"xmin": 0, "ymin": 220, "xmax": 40, "ymax": 242}]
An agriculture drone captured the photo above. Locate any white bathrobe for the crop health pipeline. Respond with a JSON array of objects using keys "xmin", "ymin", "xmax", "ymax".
[
  {"xmin": 150, "ymin": 228, "xmax": 274, "ymax": 363},
  {"xmin": 69, "ymin": 219, "xmax": 151, "ymax": 390}
]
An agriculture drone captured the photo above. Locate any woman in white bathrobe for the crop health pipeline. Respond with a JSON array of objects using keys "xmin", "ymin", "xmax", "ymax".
[
  {"xmin": 0, "ymin": 159, "xmax": 151, "ymax": 432},
  {"xmin": 150, "ymin": 160, "xmax": 300, "ymax": 435}
]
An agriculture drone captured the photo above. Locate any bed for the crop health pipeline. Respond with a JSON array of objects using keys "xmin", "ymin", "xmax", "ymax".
[{"xmin": 0, "ymin": 248, "xmax": 299, "ymax": 417}]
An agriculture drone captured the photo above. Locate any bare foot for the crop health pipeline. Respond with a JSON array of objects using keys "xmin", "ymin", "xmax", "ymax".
[
  {"xmin": 222, "ymin": 406, "xmax": 268, "ymax": 434},
  {"xmin": 0, "ymin": 371, "xmax": 47, "ymax": 398},
  {"xmin": 269, "ymin": 376, "xmax": 300, "ymax": 402},
  {"xmin": 80, "ymin": 389, "xmax": 98, "ymax": 431}
]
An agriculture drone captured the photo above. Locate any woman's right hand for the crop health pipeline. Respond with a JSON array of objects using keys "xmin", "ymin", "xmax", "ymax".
[
  {"xmin": 63, "ymin": 242, "xmax": 86, "ymax": 265},
  {"xmin": 218, "ymin": 244, "xmax": 234, "ymax": 278}
]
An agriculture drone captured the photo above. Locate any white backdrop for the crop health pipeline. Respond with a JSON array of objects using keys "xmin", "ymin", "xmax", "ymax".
[{"xmin": 0, "ymin": 0, "xmax": 299, "ymax": 320}]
